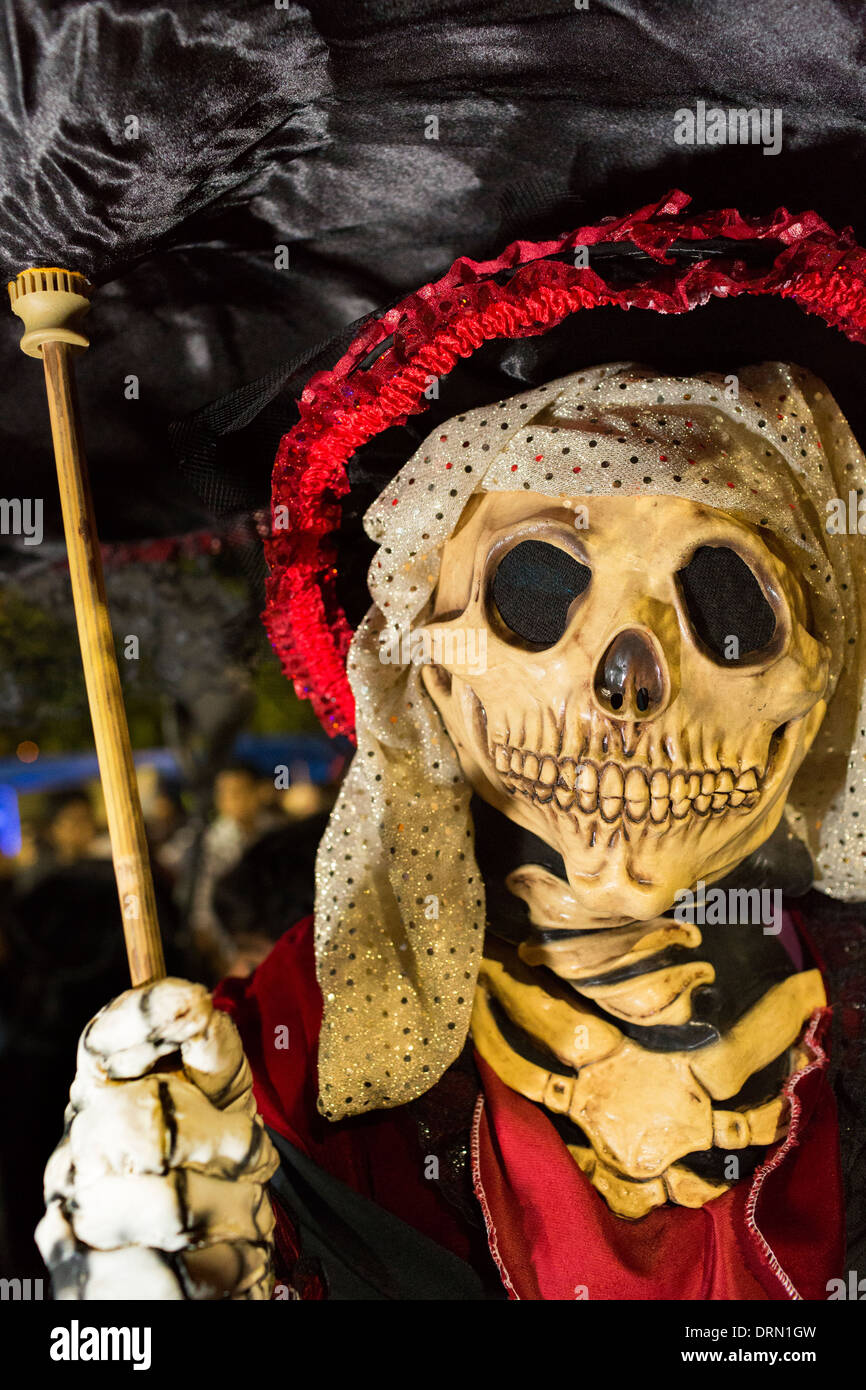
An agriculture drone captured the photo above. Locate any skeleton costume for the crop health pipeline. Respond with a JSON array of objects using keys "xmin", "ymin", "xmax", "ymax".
[
  {"xmin": 215, "ymin": 356, "xmax": 864, "ymax": 1299},
  {"xmin": 38, "ymin": 196, "xmax": 866, "ymax": 1301},
  {"xmin": 312, "ymin": 358, "xmax": 864, "ymax": 1116},
  {"xmin": 211, "ymin": 200, "xmax": 866, "ymax": 1300}
]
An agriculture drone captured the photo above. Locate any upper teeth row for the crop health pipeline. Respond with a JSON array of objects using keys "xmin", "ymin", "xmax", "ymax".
[{"xmin": 492, "ymin": 745, "xmax": 760, "ymax": 821}]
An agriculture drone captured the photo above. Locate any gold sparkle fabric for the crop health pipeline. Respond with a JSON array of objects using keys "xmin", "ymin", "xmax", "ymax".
[{"xmin": 314, "ymin": 362, "xmax": 866, "ymax": 1120}]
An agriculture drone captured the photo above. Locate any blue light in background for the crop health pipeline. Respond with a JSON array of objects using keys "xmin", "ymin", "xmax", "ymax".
[{"xmin": 0, "ymin": 784, "xmax": 22, "ymax": 857}]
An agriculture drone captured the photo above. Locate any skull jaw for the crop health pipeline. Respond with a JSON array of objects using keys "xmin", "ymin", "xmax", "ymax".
[{"xmin": 424, "ymin": 663, "xmax": 826, "ymax": 925}]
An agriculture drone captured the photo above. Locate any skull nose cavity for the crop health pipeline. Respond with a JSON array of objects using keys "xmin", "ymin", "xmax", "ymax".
[{"xmin": 595, "ymin": 629, "xmax": 666, "ymax": 719}]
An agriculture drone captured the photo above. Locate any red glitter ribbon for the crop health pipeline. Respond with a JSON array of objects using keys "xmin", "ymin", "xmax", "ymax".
[{"xmin": 263, "ymin": 190, "xmax": 866, "ymax": 741}]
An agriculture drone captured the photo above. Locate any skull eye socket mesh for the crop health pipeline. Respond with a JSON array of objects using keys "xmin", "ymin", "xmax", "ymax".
[
  {"xmin": 677, "ymin": 545, "xmax": 776, "ymax": 659},
  {"xmin": 490, "ymin": 540, "xmax": 592, "ymax": 647}
]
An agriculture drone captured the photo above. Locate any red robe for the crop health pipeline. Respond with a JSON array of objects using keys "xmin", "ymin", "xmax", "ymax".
[{"xmin": 214, "ymin": 916, "xmax": 844, "ymax": 1300}]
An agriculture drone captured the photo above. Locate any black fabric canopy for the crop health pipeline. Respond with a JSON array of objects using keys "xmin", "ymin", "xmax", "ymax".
[{"xmin": 2, "ymin": 0, "xmax": 866, "ymax": 565}]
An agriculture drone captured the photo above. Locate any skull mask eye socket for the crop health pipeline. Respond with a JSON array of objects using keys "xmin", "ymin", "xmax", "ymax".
[
  {"xmin": 677, "ymin": 545, "xmax": 776, "ymax": 662},
  {"xmin": 490, "ymin": 539, "xmax": 591, "ymax": 648}
]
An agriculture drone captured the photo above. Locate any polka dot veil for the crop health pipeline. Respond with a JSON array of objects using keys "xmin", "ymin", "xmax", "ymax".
[{"xmin": 313, "ymin": 362, "xmax": 866, "ymax": 1120}]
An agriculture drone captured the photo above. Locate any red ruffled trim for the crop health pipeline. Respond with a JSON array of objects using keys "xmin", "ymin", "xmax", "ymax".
[{"xmin": 263, "ymin": 190, "xmax": 866, "ymax": 739}]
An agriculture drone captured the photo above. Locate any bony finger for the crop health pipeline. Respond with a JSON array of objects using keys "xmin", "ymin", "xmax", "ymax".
[
  {"xmin": 70, "ymin": 1171, "xmax": 276, "ymax": 1252},
  {"xmin": 179, "ymin": 1240, "xmax": 274, "ymax": 1300},
  {"xmin": 57, "ymin": 1244, "xmax": 186, "ymax": 1302},
  {"xmin": 43, "ymin": 1136, "xmax": 75, "ymax": 1204},
  {"xmin": 35, "ymin": 1199, "xmax": 77, "ymax": 1272},
  {"xmin": 36, "ymin": 1200, "xmax": 275, "ymax": 1301},
  {"xmin": 68, "ymin": 1076, "xmax": 278, "ymax": 1184},
  {"xmin": 180, "ymin": 1008, "xmax": 252, "ymax": 1111},
  {"xmin": 78, "ymin": 979, "xmax": 213, "ymax": 1084}
]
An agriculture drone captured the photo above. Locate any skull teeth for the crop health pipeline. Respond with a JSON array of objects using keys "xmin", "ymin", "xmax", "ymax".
[{"xmin": 491, "ymin": 745, "xmax": 761, "ymax": 824}]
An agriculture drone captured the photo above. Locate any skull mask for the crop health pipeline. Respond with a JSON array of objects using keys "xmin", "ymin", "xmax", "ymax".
[{"xmin": 421, "ymin": 490, "xmax": 830, "ymax": 927}]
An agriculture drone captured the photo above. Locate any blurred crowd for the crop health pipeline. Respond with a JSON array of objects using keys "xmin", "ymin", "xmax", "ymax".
[{"xmin": 0, "ymin": 758, "xmax": 340, "ymax": 1277}]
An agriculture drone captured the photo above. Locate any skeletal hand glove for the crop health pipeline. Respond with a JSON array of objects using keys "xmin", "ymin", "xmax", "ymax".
[{"xmin": 35, "ymin": 979, "xmax": 280, "ymax": 1300}]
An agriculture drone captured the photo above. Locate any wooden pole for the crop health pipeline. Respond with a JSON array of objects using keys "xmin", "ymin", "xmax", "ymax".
[{"xmin": 8, "ymin": 270, "xmax": 165, "ymax": 986}]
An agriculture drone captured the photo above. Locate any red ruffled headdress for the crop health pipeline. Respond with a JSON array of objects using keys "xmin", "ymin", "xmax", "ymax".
[{"xmin": 263, "ymin": 189, "xmax": 866, "ymax": 741}]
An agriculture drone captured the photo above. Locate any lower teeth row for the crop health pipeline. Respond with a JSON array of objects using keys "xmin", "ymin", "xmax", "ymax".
[
  {"xmin": 493, "ymin": 748, "xmax": 761, "ymax": 823},
  {"xmin": 517, "ymin": 782, "xmax": 758, "ymax": 822}
]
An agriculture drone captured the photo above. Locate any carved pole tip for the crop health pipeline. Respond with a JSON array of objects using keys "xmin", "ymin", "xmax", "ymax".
[{"xmin": 7, "ymin": 267, "xmax": 92, "ymax": 358}]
